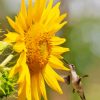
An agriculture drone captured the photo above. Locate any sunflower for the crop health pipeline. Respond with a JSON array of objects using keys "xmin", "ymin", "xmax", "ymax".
[{"xmin": 4, "ymin": 0, "xmax": 69, "ymax": 100}]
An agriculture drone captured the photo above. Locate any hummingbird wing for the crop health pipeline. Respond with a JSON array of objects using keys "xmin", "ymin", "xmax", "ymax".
[
  {"xmin": 77, "ymin": 77, "xmax": 81, "ymax": 85},
  {"xmin": 82, "ymin": 75, "xmax": 88, "ymax": 78},
  {"xmin": 77, "ymin": 74, "xmax": 88, "ymax": 84},
  {"xmin": 64, "ymin": 75, "xmax": 70, "ymax": 85}
]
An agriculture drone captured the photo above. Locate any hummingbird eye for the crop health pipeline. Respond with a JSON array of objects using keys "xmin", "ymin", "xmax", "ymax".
[
  {"xmin": 71, "ymin": 64, "xmax": 74, "ymax": 67},
  {"xmin": 70, "ymin": 64, "xmax": 75, "ymax": 70}
]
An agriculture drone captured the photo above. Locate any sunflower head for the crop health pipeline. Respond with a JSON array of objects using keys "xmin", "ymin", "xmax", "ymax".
[
  {"xmin": 25, "ymin": 25, "xmax": 52, "ymax": 73},
  {"xmin": 4, "ymin": 0, "xmax": 70, "ymax": 100}
]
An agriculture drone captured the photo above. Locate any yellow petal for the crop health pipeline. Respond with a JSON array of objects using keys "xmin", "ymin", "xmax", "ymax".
[
  {"xmin": 51, "ymin": 36, "xmax": 66, "ymax": 45},
  {"xmin": 42, "ymin": 64, "xmax": 63, "ymax": 94},
  {"xmin": 14, "ymin": 52, "xmax": 31, "ymax": 100},
  {"xmin": 46, "ymin": 21, "xmax": 67, "ymax": 34},
  {"xmin": 4, "ymin": 32, "xmax": 19, "ymax": 43},
  {"xmin": 40, "ymin": 0, "xmax": 53, "ymax": 23},
  {"xmin": 39, "ymin": 73, "xmax": 47, "ymax": 100},
  {"xmin": 48, "ymin": 21, "xmax": 67, "ymax": 34},
  {"xmin": 24, "ymin": 64, "xmax": 31, "ymax": 100},
  {"xmin": 17, "ymin": 66, "xmax": 25, "ymax": 84},
  {"xmin": 17, "ymin": 52, "xmax": 26, "ymax": 83},
  {"xmin": 53, "ymin": 55, "xmax": 64, "ymax": 59},
  {"xmin": 33, "ymin": 0, "xmax": 46, "ymax": 22},
  {"xmin": 18, "ymin": 77, "xmax": 26, "ymax": 96},
  {"xmin": 9, "ymin": 63, "xmax": 20, "ymax": 78},
  {"xmin": 57, "ymin": 13, "xmax": 67, "ymax": 23},
  {"xmin": 20, "ymin": 0, "xmax": 27, "ymax": 19},
  {"xmin": 7, "ymin": 17, "xmax": 16, "ymax": 30},
  {"xmin": 9, "ymin": 52, "xmax": 26, "ymax": 78},
  {"xmin": 7, "ymin": 17, "xmax": 24, "ymax": 34},
  {"xmin": 17, "ymin": 0, "xmax": 27, "ymax": 30},
  {"xmin": 13, "ymin": 42, "xmax": 26, "ymax": 52},
  {"xmin": 19, "ymin": 51, "xmax": 26, "ymax": 64},
  {"xmin": 49, "ymin": 55, "xmax": 69, "ymax": 70},
  {"xmin": 55, "ymin": 21, "xmax": 67, "ymax": 33},
  {"xmin": 52, "ymin": 46, "xmax": 70, "ymax": 55},
  {"xmin": 31, "ymin": 74, "xmax": 41, "ymax": 100},
  {"xmin": 44, "ymin": 2, "xmax": 60, "ymax": 26},
  {"xmin": 27, "ymin": 0, "xmax": 33, "ymax": 26},
  {"xmin": 38, "ymin": 0, "xmax": 46, "ymax": 19},
  {"xmin": 15, "ymin": 16, "xmax": 25, "ymax": 35},
  {"xmin": 47, "ymin": 0, "xmax": 53, "ymax": 11},
  {"xmin": 17, "ymin": 13, "xmax": 27, "ymax": 31},
  {"xmin": 46, "ymin": 64, "xmax": 64, "ymax": 82},
  {"xmin": 18, "ymin": 81, "xmax": 26, "ymax": 100}
]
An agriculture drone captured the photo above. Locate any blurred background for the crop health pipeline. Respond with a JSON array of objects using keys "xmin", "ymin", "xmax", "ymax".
[{"xmin": 0, "ymin": 0, "xmax": 100, "ymax": 100}]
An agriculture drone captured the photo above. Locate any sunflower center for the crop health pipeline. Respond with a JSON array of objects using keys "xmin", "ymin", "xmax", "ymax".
[{"xmin": 25, "ymin": 32, "xmax": 51, "ymax": 73}]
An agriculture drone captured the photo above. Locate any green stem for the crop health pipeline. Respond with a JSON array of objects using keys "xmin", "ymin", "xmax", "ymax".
[{"xmin": 0, "ymin": 54, "xmax": 14, "ymax": 66}]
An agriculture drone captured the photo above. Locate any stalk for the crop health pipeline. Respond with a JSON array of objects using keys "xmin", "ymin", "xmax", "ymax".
[{"xmin": 0, "ymin": 54, "xmax": 14, "ymax": 66}]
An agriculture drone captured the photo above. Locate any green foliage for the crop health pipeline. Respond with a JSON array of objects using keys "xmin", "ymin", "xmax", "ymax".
[
  {"xmin": 0, "ymin": 43, "xmax": 19, "ymax": 67},
  {"xmin": 0, "ymin": 71, "xmax": 17, "ymax": 98},
  {"xmin": 61, "ymin": 18, "xmax": 100, "ymax": 100},
  {"xmin": 62, "ymin": 18, "xmax": 100, "ymax": 73}
]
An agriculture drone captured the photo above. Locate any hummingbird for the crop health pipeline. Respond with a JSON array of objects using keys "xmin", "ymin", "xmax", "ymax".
[{"xmin": 62, "ymin": 59, "xmax": 88, "ymax": 100}]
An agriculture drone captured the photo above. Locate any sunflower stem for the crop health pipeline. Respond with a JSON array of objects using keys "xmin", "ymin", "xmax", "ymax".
[{"xmin": 0, "ymin": 54, "xmax": 14, "ymax": 66}]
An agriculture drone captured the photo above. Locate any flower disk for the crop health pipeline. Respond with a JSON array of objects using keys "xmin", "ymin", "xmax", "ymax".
[{"xmin": 4, "ymin": 0, "xmax": 70, "ymax": 100}]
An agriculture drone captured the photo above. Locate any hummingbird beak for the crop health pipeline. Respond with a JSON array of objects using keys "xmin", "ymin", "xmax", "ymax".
[
  {"xmin": 62, "ymin": 59, "xmax": 71, "ymax": 69},
  {"xmin": 62, "ymin": 59, "xmax": 76, "ymax": 71}
]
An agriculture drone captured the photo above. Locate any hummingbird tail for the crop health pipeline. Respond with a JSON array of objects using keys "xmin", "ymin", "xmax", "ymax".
[{"xmin": 80, "ymin": 94, "xmax": 86, "ymax": 100}]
